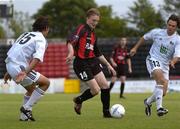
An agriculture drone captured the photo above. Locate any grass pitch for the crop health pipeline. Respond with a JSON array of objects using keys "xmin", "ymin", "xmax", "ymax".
[{"xmin": 0, "ymin": 93, "xmax": 180, "ymax": 129}]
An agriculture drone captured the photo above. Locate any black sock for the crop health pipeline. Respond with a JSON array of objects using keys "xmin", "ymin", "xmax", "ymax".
[
  {"xmin": 109, "ymin": 82, "xmax": 114, "ymax": 90},
  {"xmin": 120, "ymin": 83, "xmax": 125, "ymax": 97},
  {"xmin": 101, "ymin": 89, "xmax": 110, "ymax": 111},
  {"xmin": 75, "ymin": 89, "xmax": 94, "ymax": 104}
]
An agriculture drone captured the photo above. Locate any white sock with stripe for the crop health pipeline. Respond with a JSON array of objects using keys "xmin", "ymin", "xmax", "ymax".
[{"xmin": 24, "ymin": 87, "xmax": 44, "ymax": 110}]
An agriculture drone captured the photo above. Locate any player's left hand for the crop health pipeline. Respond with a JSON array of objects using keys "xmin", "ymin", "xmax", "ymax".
[
  {"xmin": 15, "ymin": 71, "xmax": 27, "ymax": 83},
  {"xmin": 3, "ymin": 72, "xmax": 11, "ymax": 84},
  {"xmin": 130, "ymin": 48, "xmax": 137, "ymax": 57},
  {"xmin": 170, "ymin": 57, "xmax": 180, "ymax": 69},
  {"xmin": 107, "ymin": 65, "xmax": 116, "ymax": 77},
  {"xmin": 170, "ymin": 60, "xmax": 175, "ymax": 69}
]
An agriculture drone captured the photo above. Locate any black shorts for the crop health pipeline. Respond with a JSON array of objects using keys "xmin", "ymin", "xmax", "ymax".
[
  {"xmin": 115, "ymin": 64, "xmax": 126, "ymax": 77},
  {"xmin": 73, "ymin": 57, "xmax": 102, "ymax": 81}
]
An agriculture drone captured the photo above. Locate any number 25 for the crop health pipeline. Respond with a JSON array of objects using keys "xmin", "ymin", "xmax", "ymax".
[{"xmin": 18, "ymin": 33, "xmax": 36, "ymax": 44}]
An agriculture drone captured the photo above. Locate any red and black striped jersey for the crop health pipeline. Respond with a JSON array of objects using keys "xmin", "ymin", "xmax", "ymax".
[
  {"xmin": 111, "ymin": 46, "xmax": 130, "ymax": 64},
  {"xmin": 67, "ymin": 24, "xmax": 102, "ymax": 59}
]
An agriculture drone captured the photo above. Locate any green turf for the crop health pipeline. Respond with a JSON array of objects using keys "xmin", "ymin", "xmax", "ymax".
[{"xmin": 0, "ymin": 93, "xmax": 179, "ymax": 129}]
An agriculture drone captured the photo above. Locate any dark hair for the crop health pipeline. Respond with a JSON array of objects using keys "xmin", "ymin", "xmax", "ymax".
[
  {"xmin": 86, "ymin": 8, "xmax": 100, "ymax": 18},
  {"xmin": 167, "ymin": 14, "xmax": 180, "ymax": 28},
  {"xmin": 32, "ymin": 16, "xmax": 49, "ymax": 31}
]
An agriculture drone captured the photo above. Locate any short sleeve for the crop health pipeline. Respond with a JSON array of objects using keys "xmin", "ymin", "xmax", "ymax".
[
  {"xmin": 66, "ymin": 24, "xmax": 85, "ymax": 45},
  {"xmin": 33, "ymin": 37, "xmax": 47, "ymax": 62},
  {"xmin": 143, "ymin": 28, "xmax": 159, "ymax": 40}
]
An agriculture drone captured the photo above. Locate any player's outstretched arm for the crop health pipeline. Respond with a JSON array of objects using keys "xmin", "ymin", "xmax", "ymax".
[{"xmin": 130, "ymin": 37, "xmax": 145, "ymax": 56}]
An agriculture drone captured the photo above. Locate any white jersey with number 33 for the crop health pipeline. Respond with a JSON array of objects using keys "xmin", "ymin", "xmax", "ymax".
[
  {"xmin": 143, "ymin": 28, "xmax": 180, "ymax": 65},
  {"xmin": 6, "ymin": 32, "xmax": 47, "ymax": 68}
]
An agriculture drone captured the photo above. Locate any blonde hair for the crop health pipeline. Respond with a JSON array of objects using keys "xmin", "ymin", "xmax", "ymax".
[{"xmin": 86, "ymin": 8, "xmax": 100, "ymax": 18}]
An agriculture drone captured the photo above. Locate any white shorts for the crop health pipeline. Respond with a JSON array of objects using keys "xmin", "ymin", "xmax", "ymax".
[
  {"xmin": 146, "ymin": 55, "xmax": 169, "ymax": 80},
  {"xmin": 6, "ymin": 62, "xmax": 40, "ymax": 87}
]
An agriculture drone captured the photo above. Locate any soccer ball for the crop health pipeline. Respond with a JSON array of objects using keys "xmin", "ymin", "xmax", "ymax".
[{"xmin": 110, "ymin": 104, "xmax": 125, "ymax": 118}]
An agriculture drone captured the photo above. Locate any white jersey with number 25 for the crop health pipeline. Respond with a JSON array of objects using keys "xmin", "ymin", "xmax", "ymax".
[{"xmin": 6, "ymin": 32, "xmax": 47, "ymax": 68}]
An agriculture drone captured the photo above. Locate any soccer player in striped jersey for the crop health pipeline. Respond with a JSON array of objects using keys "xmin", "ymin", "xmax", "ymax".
[
  {"xmin": 66, "ymin": 8, "xmax": 116, "ymax": 118},
  {"xmin": 4, "ymin": 16, "xmax": 50, "ymax": 121},
  {"xmin": 130, "ymin": 14, "xmax": 180, "ymax": 117}
]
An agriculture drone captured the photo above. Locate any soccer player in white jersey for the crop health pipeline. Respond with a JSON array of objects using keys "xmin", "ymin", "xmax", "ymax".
[
  {"xmin": 3, "ymin": 16, "xmax": 50, "ymax": 121},
  {"xmin": 130, "ymin": 14, "xmax": 180, "ymax": 117}
]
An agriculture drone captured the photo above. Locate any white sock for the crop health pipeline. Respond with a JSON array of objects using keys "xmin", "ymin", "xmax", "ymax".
[
  {"xmin": 23, "ymin": 95, "xmax": 30, "ymax": 105},
  {"xmin": 146, "ymin": 86, "xmax": 156, "ymax": 105},
  {"xmin": 146, "ymin": 95, "xmax": 155, "ymax": 105},
  {"xmin": 20, "ymin": 95, "xmax": 30, "ymax": 120},
  {"xmin": 24, "ymin": 87, "xmax": 44, "ymax": 110},
  {"xmin": 154, "ymin": 85, "xmax": 163, "ymax": 110}
]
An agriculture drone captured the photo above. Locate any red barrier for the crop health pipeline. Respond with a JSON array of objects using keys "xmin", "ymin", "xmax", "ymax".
[{"xmin": 35, "ymin": 43, "xmax": 69, "ymax": 78}]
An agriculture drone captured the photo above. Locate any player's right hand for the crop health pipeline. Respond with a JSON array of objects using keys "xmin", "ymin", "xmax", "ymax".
[
  {"xmin": 130, "ymin": 48, "xmax": 137, "ymax": 57},
  {"xmin": 15, "ymin": 72, "xmax": 26, "ymax": 83},
  {"xmin": 66, "ymin": 54, "xmax": 74, "ymax": 64},
  {"xmin": 107, "ymin": 65, "xmax": 116, "ymax": 77}
]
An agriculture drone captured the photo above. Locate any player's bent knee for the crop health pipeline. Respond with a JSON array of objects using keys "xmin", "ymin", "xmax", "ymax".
[{"xmin": 37, "ymin": 76, "xmax": 50, "ymax": 91}]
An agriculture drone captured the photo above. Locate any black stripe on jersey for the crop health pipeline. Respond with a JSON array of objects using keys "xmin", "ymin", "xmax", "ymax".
[{"xmin": 84, "ymin": 31, "xmax": 91, "ymax": 57}]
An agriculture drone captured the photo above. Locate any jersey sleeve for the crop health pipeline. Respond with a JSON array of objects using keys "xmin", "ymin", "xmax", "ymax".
[
  {"xmin": 33, "ymin": 37, "xmax": 47, "ymax": 62},
  {"xmin": 143, "ymin": 28, "xmax": 159, "ymax": 40},
  {"xmin": 66, "ymin": 24, "xmax": 84, "ymax": 46}
]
